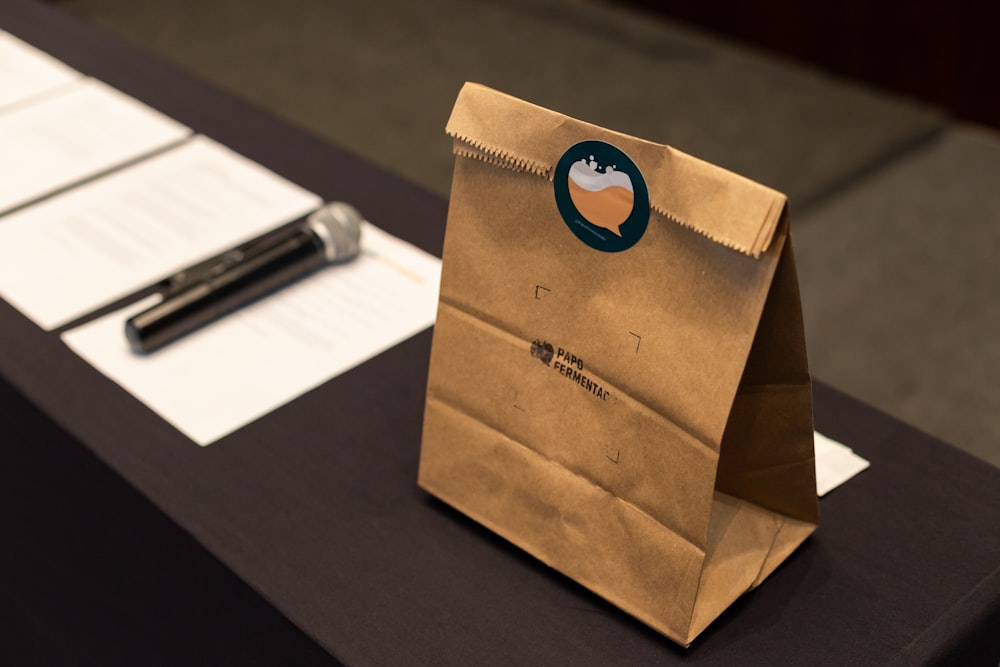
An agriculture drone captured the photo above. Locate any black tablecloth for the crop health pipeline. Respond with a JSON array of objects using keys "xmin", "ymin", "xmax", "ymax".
[{"xmin": 2, "ymin": 1, "xmax": 998, "ymax": 664}]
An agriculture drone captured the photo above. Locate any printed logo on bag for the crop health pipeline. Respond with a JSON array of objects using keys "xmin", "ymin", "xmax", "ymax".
[
  {"xmin": 530, "ymin": 340, "xmax": 611, "ymax": 401},
  {"xmin": 553, "ymin": 140, "xmax": 650, "ymax": 252},
  {"xmin": 530, "ymin": 339, "xmax": 555, "ymax": 365}
]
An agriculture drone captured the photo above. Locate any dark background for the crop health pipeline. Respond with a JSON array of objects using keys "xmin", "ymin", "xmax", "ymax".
[{"xmin": 619, "ymin": 0, "xmax": 1000, "ymax": 129}]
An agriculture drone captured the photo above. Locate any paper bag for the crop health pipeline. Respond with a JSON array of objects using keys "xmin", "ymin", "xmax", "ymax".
[{"xmin": 418, "ymin": 82, "xmax": 819, "ymax": 646}]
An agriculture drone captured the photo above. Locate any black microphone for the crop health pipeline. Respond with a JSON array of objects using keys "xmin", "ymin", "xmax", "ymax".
[{"xmin": 125, "ymin": 201, "xmax": 363, "ymax": 353}]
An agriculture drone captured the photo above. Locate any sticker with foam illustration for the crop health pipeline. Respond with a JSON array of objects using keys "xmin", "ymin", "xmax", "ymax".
[{"xmin": 554, "ymin": 140, "xmax": 649, "ymax": 252}]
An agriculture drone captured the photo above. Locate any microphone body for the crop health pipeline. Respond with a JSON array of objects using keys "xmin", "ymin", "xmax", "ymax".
[{"xmin": 125, "ymin": 202, "xmax": 362, "ymax": 353}]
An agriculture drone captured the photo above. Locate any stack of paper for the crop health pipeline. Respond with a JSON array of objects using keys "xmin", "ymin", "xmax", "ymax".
[
  {"xmin": 0, "ymin": 33, "xmax": 442, "ymax": 446},
  {"xmin": 815, "ymin": 431, "xmax": 871, "ymax": 495}
]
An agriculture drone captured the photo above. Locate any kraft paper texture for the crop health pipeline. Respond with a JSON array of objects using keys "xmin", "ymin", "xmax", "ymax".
[{"xmin": 419, "ymin": 82, "xmax": 818, "ymax": 646}]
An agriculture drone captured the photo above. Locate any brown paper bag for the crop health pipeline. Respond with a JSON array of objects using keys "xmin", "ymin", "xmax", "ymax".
[{"xmin": 418, "ymin": 82, "xmax": 819, "ymax": 646}]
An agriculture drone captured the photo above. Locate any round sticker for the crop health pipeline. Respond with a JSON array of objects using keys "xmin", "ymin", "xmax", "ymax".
[{"xmin": 553, "ymin": 140, "xmax": 649, "ymax": 252}]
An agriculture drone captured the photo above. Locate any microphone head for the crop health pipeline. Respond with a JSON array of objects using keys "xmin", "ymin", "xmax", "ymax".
[{"xmin": 307, "ymin": 201, "xmax": 363, "ymax": 263}]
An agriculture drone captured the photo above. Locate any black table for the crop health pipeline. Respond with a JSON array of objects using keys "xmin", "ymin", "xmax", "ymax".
[{"xmin": 2, "ymin": 1, "xmax": 998, "ymax": 664}]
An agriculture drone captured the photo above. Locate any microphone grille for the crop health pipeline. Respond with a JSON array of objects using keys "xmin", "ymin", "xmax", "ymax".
[{"xmin": 308, "ymin": 202, "xmax": 363, "ymax": 263}]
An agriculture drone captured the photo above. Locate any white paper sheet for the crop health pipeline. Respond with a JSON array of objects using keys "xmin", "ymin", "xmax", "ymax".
[
  {"xmin": 0, "ymin": 30, "xmax": 81, "ymax": 110},
  {"xmin": 0, "ymin": 135, "xmax": 322, "ymax": 329},
  {"xmin": 814, "ymin": 430, "xmax": 870, "ymax": 496},
  {"xmin": 0, "ymin": 76, "xmax": 191, "ymax": 214},
  {"xmin": 62, "ymin": 223, "xmax": 442, "ymax": 445}
]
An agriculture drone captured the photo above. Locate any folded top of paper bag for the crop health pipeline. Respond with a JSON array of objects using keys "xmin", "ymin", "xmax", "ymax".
[{"xmin": 446, "ymin": 82, "xmax": 786, "ymax": 259}]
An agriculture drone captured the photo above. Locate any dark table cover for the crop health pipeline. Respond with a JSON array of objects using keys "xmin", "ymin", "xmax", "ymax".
[{"xmin": 1, "ymin": 1, "xmax": 998, "ymax": 664}]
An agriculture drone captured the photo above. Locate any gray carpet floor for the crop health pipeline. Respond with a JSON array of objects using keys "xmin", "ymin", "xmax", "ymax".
[{"xmin": 53, "ymin": 0, "xmax": 1000, "ymax": 469}]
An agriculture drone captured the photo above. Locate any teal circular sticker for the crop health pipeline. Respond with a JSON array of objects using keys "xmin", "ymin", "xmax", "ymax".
[{"xmin": 553, "ymin": 140, "xmax": 649, "ymax": 252}]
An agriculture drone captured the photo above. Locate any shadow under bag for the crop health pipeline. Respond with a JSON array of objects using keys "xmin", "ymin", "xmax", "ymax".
[{"xmin": 419, "ymin": 82, "xmax": 819, "ymax": 646}]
